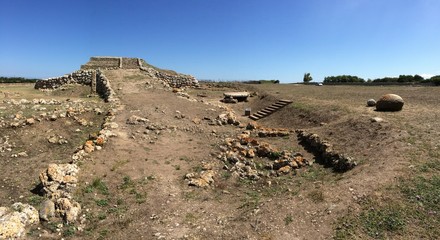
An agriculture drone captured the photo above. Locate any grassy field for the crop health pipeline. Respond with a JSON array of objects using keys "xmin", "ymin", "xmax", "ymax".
[{"xmin": 246, "ymin": 84, "xmax": 440, "ymax": 239}]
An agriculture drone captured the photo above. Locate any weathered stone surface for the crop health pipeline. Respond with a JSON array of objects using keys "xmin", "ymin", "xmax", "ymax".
[
  {"xmin": 56, "ymin": 198, "xmax": 81, "ymax": 223},
  {"xmin": 11, "ymin": 203, "xmax": 39, "ymax": 225},
  {"xmin": 83, "ymin": 140, "xmax": 95, "ymax": 153},
  {"xmin": 376, "ymin": 94, "xmax": 404, "ymax": 111},
  {"xmin": 0, "ymin": 203, "xmax": 39, "ymax": 239},
  {"xmin": 39, "ymin": 199, "xmax": 55, "ymax": 221},
  {"xmin": 39, "ymin": 163, "xmax": 79, "ymax": 198},
  {"xmin": 185, "ymin": 170, "xmax": 215, "ymax": 188},
  {"xmin": 216, "ymin": 111, "xmax": 240, "ymax": 126},
  {"xmin": 0, "ymin": 212, "xmax": 25, "ymax": 239}
]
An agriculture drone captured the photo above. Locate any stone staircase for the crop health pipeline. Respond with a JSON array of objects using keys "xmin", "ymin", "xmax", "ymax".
[{"xmin": 249, "ymin": 99, "xmax": 293, "ymax": 120}]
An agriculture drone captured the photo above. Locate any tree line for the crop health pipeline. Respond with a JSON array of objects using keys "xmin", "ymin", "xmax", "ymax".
[
  {"xmin": 0, "ymin": 76, "xmax": 40, "ymax": 83},
  {"xmin": 321, "ymin": 75, "xmax": 440, "ymax": 85}
]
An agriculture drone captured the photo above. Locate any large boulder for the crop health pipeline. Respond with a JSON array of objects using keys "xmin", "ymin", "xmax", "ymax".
[{"xmin": 376, "ymin": 94, "xmax": 404, "ymax": 111}]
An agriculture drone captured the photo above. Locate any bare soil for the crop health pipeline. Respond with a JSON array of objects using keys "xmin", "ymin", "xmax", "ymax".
[{"xmin": 1, "ymin": 73, "xmax": 440, "ymax": 239}]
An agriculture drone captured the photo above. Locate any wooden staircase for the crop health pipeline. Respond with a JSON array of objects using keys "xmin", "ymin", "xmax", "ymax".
[{"xmin": 249, "ymin": 99, "xmax": 293, "ymax": 120}]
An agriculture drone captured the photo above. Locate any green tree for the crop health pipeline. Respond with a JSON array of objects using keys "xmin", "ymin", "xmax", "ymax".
[
  {"xmin": 323, "ymin": 75, "xmax": 365, "ymax": 83},
  {"xmin": 430, "ymin": 75, "xmax": 440, "ymax": 86},
  {"xmin": 303, "ymin": 73, "xmax": 313, "ymax": 83}
]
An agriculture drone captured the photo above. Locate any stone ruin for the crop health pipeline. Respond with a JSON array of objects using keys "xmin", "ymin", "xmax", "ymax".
[{"xmin": 35, "ymin": 57, "xmax": 199, "ymax": 94}]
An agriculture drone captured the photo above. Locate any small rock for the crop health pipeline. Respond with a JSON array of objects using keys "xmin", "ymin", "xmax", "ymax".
[
  {"xmin": 366, "ymin": 99, "xmax": 376, "ymax": 107},
  {"xmin": 39, "ymin": 199, "xmax": 55, "ymax": 221},
  {"xmin": 370, "ymin": 117, "xmax": 384, "ymax": 123}
]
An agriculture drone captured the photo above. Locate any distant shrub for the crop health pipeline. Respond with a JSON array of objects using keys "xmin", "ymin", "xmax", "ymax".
[
  {"xmin": 323, "ymin": 75, "xmax": 365, "ymax": 83},
  {"xmin": 0, "ymin": 76, "xmax": 40, "ymax": 83},
  {"xmin": 430, "ymin": 75, "xmax": 440, "ymax": 86},
  {"xmin": 372, "ymin": 75, "xmax": 424, "ymax": 83}
]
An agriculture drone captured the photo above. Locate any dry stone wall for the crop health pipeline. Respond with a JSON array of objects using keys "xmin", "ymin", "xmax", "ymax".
[
  {"xmin": 139, "ymin": 64, "xmax": 199, "ymax": 88},
  {"xmin": 96, "ymin": 71, "xmax": 117, "ymax": 102},
  {"xmin": 34, "ymin": 70, "xmax": 95, "ymax": 90}
]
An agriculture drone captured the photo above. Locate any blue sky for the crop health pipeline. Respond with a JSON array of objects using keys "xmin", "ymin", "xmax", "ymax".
[{"xmin": 1, "ymin": 0, "xmax": 439, "ymax": 82}]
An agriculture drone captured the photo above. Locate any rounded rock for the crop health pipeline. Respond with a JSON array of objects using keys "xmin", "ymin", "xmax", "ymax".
[
  {"xmin": 366, "ymin": 99, "xmax": 376, "ymax": 107},
  {"xmin": 376, "ymin": 94, "xmax": 404, "ymax": 111}
]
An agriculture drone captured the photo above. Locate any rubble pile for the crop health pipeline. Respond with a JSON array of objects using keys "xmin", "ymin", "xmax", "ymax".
[{"xmin": 218, "ymin": 131, "xmax": 310, "ymax": 180}]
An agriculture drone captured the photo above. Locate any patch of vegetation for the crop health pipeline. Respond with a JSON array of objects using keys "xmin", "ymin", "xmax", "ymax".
[
  {"xmin": 184, "ymin": 213, "xmax": 198, "ymax": 224},
  {"xmin": 118, "ymin": 176, "xmax": 148, "ymax": 204},
  {"xmin": 91, "ymin": 178, "xmax": 109, "ymax": 195},
  {"xmin": 120, "ymin": 176, "xmax": 134, "ymax": 189},
  {"xmin": 239, "ymin": 190, "xmax": 261, "ymax": 210},
  {"xmin": 98, "ymin": 212, "xmax": 107, "ymax": 220},
  {"xmin": 28, "ymin": 195, "xmax": 44, "ymax": 206},
  {"xmin": 98, "ymin": 229, "xmax": 109, "ymax": 240},
  {"xmin": 284, "ymin": 214, "xmax": 293, "ymax": 225},
  {"xmin": 335, "ymin": 174, "xmax": 440, "ymax": 239},
  {"xmin": 221, "ymin": 171, "xmax": 232, "ymax": 180},
  {"xmin": 268, "ymin": 151, "xmax": 282, "ymax": 160},
  {"xmin": 308, "ymin": 189, "xmax": 325, "ymax": 203},
  {"xmin": 63, "ymin": 226, "xmax": 76, "ymax": 237},
  {"xmin": 95, "ymin": 199, "xmax": 109, "ymax": 207},
  {"xmin": 111, "ymin": 159, "xmax": 130, "ymax": 171},
  {"xmin": 360, "ymin": 206, "xmax": 405, "ymax": 238}
]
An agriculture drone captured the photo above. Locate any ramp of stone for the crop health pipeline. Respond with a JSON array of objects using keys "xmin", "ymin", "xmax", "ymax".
[{"xmin": 249, "ymin": 99, "xmax": 293, "ymax": 120}]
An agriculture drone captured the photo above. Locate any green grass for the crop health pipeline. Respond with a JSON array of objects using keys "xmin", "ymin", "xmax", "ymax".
[
  {"xmin": 335, "ymin": 174, "xmax": 440, "ymax": 239},
  {"xmin": 95, "ymin": 199, "xmax": 109, "ymax": 207},
  {"xmin": 284, "ymin": 214, "xmax": 293, "ymax": 226},
  {"xmin": 120, "ymin": 176, "xmax": 134, "ymax": 189},
  {"xmin": 360, "ymin": 206, "xmax": 405, "ymax": 238},
  {"xmin": 28, "ymin": 195, "xmax": 44, "ymax": 206},
  {"xmin": 63, "ymin": 226, "xmax": 76, "ymax": 237},
  {"xmin": 92, "ymin": 178, "xmax": 109, "ymax": 195},
  {"xmin": 238, "ymin": 190, "xmax": 261, "ymax": 210},
  {"xmin": 84, "ymin": 178, "xmax": 109, "ymax": 195}
]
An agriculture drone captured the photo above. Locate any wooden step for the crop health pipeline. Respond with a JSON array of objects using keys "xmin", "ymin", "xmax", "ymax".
[{"xmin": 249, "ymin": 115, "xmax": 260, "ymax": 120}]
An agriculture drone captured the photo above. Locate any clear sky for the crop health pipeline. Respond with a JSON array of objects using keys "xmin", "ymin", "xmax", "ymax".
[{"xmin": 1, "ymin": 0, "xmax": 439, "ymax": 82}]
